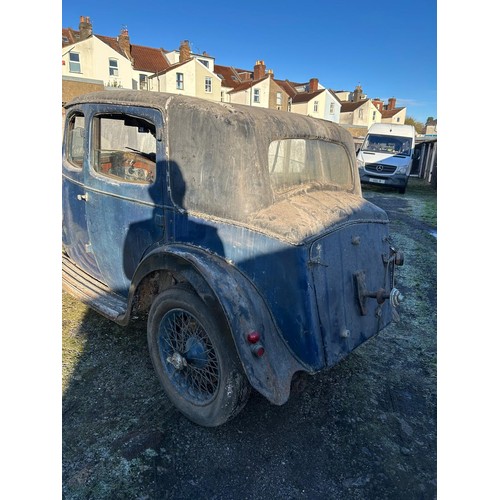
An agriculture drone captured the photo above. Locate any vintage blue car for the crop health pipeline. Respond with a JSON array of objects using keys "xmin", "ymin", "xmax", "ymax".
[{"xmin": 62, "ymin": 90, "xmax": 404, "ymax": 427}]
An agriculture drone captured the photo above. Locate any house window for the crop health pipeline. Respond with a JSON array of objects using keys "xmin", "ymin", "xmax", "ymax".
[
  {"xmin": 359, "ymin": 109, "xmax": 364, "ymax": 119},
  {"xmin": 200, "ymin": 60, "xmax": 209, "ymax": 68},
  {"xmin": 277, "ymin": 92, "xmax": 282, "ymax": 106},
  {"xmin": 69, "ymin": 52, "xmax": 81, "ymax": 73},
  {"xmin": 253, "ymin": 89, "xmax": 260, "ymax": 103},
  {"xmin": 397, "ymin": 117, "xmax": 400, "ymax": 122},
  {"xmin": 205, "ymin": 77, "xmax": 212, "ymax": 93},
  {"xmin": 109, "ymin": 59, "xmax": 119, "ymax": 77},
  {"xmin": 372, "ymin": 111, "xmax": 376, "ymax": 120},
  {"xmin": 139, "ymin": 74, "xmax": 148, "ymax": 90},
  {"xmin": 313, "ymin": 101, "xmax": 319, "ymax": 113},
  {"xmin": 176, "ymin": 73, "xmax": 184, "ymax": 90}
]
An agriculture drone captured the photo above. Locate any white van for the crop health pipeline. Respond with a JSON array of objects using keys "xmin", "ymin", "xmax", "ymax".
[{"xmin": 357, "ymin": 123, "xmax": 417, "ymax": 194}]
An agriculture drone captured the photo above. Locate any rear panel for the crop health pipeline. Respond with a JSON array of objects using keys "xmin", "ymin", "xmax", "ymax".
[{"xmin": 309, "ymin": 221, "xmax": 393, "ymax": 366}]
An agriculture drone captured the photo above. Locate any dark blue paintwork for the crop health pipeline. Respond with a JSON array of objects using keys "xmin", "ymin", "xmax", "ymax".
[{"xmin": 62, "ymin": 91, "xmax": 401, "ymax": 405}]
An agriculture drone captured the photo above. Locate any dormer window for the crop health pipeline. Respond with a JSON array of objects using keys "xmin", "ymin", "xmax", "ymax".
[{"xmin": 109, "ymin": 59, "xmax": 119, "ymax": 77}]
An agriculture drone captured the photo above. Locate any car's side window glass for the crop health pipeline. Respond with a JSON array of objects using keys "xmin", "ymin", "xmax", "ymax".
[
  {"xmin": 91, "ymin": 114, "xmax": 157, "ymax": 184},
  {"xmin": 66, "ymin": 112, "xmax": 85, "ymax": 168}
]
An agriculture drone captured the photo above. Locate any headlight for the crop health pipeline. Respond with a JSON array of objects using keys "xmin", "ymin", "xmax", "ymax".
[
  {"xmin": 357, "ymin": 158, "xmax": 364, "ymax": 168},
  {"xmin": 396, "ymin": 165, "xmax": 407, "ymax": 174}
]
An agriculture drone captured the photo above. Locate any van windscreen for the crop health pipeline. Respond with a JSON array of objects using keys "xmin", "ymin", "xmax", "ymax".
[{"xmin": 362, "ymin": 134, "xmax": 412, "ymax": 156}]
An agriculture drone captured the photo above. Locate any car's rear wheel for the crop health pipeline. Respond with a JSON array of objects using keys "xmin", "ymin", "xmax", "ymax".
[{"xmin": 147, "ymin": 285, "xmax": 250, "ymax": 427}]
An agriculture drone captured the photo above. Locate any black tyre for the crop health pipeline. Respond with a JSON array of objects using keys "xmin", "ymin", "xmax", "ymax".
[
  {"xmin": 147, "ymin": 285, "xmax": 250, "ymax": 427},
  {"xmin": 398, "ymin": 186, "xmax": 407, "ymax": 194}
]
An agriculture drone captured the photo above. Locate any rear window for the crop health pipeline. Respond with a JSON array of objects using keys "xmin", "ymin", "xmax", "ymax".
[{"xmin": 268, "ymin": 139, "xmax": 354, "ymax": 194}]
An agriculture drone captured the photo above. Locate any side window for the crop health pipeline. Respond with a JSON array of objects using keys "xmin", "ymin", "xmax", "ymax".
[
  {"xmin": 205, "ymin": 77, "xmax": 212, "ymax": 93},
  {"xmin": 176, "ymin": 72, "xmax": 184, "ymax": 90},
  {"xmin": 109, "ymin": 58, "xmax": 119, "ymax": 76},
  {"xmin": 91, "ymin": 114, "xmax": 157, "ymax": 184},
  {"xmin": 69, "ymin": 52, "xmax": 81, "ymax": 73},
  {"xmin": 66, "ymin": 112, "xmax": 85, "ymax": 168}
]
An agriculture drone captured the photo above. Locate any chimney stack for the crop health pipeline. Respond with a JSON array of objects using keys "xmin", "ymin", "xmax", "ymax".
[
  {"xmin": 309, "ymin": 78, "xmax": 319, "ymax": 92},
  {"xmin": 353, "ymin": 84, "xmax": 363, "ymax": 103},
  {"xmin": 372, "ymin": 98, "xmax": 384, "ymax": 111},
  {"xmin": 254, "ymin": 60, "xmax": 266, "ymax": 80},
  {"xmin": 388, "ymin": 97, "xmax": 396, "ymax": 110},
  {"xmin": 179, "ymin": 40, "xmax": 191, "ymax": 63},
  {"xmin": 118, "ymin": 27, "xmax": 133, "ymax": 62},
  {"xmin": 79, "ymin": 16, "xmax": 92, "ymax": 40}
]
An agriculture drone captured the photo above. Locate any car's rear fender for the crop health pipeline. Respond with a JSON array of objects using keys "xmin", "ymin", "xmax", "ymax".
[{"xmin": 131, "ymin": 244, "xmax": 305, "ymax": 405}]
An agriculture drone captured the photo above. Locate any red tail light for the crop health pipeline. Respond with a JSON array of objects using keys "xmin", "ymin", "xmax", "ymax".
[{"xmin": 247, "ymin": 331, "xmax": 261, "ymax": 344}]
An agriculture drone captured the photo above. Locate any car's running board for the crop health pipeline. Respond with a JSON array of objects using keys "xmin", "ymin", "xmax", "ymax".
[{"xmin": 62, "ymin": 254, "xmax": 128, "ymax": 323}]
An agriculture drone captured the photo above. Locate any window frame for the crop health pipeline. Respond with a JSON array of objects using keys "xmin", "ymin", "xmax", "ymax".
[
  {"xmin": 253, "ymin": 88, "xmax": 260, "ymax": 103},
  {"xmin": 109, "ymin": 58, "xmax": 119, "ymax": 77},
  {"xmin": 205, "ymin": 76, "xmax": 212, "ymax": 93},
  {"xmin": 176, "ymin": 72, "xmax": 184, "ymax": 90},
  {"xmin": 69, "ymin": 51, "xmax": 81, "ymax": 73}
]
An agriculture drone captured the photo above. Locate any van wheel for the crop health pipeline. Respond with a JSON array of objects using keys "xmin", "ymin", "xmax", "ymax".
[
  {"xmin": 147, "ymin": 286, "xmax": 250, "ymax": 427},
  {"xmin": 398, "ymin": 186, "xmax": 406, "ymax": 194}
]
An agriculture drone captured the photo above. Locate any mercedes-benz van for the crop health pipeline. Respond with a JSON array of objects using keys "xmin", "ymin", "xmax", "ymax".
[{"xmin": 357, "ymin": 123, "xmax": 416, "ymax": 194}]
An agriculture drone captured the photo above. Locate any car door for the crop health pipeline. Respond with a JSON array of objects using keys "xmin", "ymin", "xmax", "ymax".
[
  {"xmin": 62, "ymin": 107, "xmax": 104, "ymax": 280},
  {"xmin": 83, "ymin": 104, "xmax": 166, "ymax": 296}
]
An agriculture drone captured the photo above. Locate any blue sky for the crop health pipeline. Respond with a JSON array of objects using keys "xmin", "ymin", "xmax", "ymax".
[{"xmin": 62, "ymin": 0, "xmax": 437, "ymax": 123}]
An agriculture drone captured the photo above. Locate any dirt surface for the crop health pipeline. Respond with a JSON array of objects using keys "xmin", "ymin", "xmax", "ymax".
[{"xmin": 62, "ymin": 177, "xmax": 437, "ymax": 499}]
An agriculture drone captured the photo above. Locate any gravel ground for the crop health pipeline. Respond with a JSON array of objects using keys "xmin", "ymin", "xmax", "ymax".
[{"xmin": 62, "ymin": 177, "xmax": 437, "ymax": 499}]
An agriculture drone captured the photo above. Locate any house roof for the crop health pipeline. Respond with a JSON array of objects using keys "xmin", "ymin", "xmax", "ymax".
[
  {"xmin": 214, "ymin": 64, "xmax": 242, "ymax": 88},
  {"xmin": 62, "ymin": 27, "xmax": 81, "ymax": 46},
  {"xmin": 228, "ymin": 76, "xmax": 269, "ymax": 94},
  {"xmin": 152, "ymin": 58, "xmax": 193, "ymax": 77},
  {"xmin": 62, "ymin": 27, "xmax": 170, "ymax": 74},
  {"xmin": 275, "ymin": 79, "xmax": 298, "ymax": 97},
  {"xmin": 381, "ymin": 108, "xmax": 404, "ymax": 119},
  {"xmin": 95, "ymin": 35, "xmax": 170, "ymax": 73},
  {"xmin": 291, "ymin": 89, "xmax": 324, "ymax": 103},
  {"xmin": 340, "ymin": 100, "xmax": 370, "ymax": 112}
]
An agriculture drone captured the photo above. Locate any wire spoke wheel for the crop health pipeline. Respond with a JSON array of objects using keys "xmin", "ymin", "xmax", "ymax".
[
  {"xmin": 147, "ymin": 285, "xmax": 250, "ymax": 427},
  {"xmin": 158, "ymin": 309, "xmax": 220, "ymax": 405}
]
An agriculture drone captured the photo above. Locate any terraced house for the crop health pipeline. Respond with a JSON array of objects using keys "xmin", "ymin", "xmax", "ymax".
[{"xmin": 61, "ymin": 16, "xmax": 404, "ymax": 129}]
